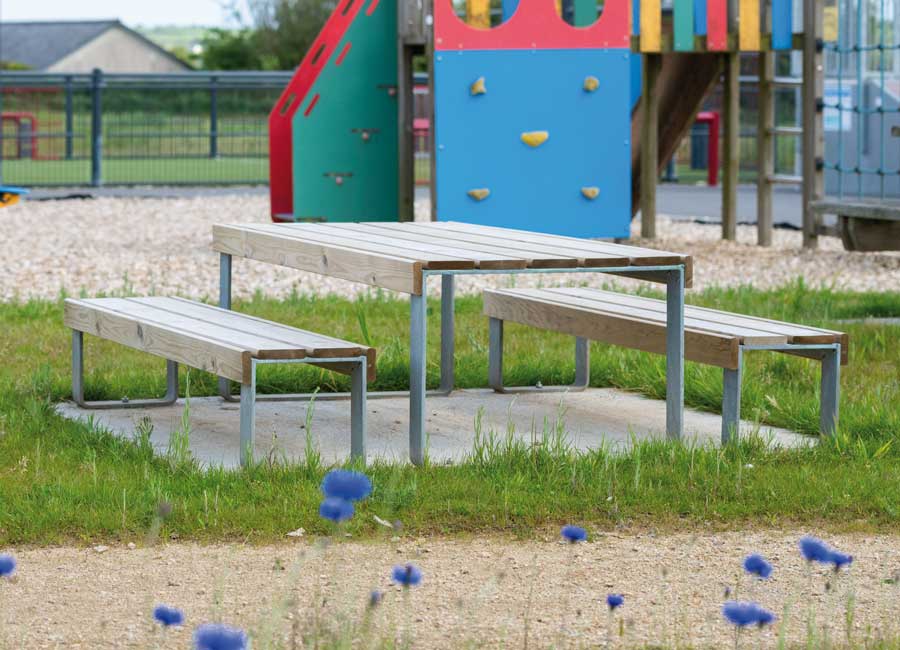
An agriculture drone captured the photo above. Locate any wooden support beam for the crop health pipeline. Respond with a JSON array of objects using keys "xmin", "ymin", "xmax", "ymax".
[
  {"xmin": 722, "ymin": 51, "xmax": 740, "ymax": 241},
  {"xmin": 757, "ymin": 4, "xmax": 774, "ymax": 246},
  {"xmin": 801, "ymin": 0, "xmax": 824, "ymax": 249},
  {"xmin": 640, "ymin": 53, "xmax": 662, "ymax": 239}
]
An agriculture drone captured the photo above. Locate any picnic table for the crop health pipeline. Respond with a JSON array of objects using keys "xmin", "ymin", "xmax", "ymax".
[{"xmin": 212, "ymin": 221, "xmax": 693, "ymax": 465}]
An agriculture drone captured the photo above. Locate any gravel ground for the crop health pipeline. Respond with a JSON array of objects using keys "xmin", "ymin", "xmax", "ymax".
[
  {"xmin": 2, "ymin": 531, "xmax": 898, "ymax": 649},
  {"xmin": 2, "ymin": 194, "xmax": 899, "ymax": 302}
]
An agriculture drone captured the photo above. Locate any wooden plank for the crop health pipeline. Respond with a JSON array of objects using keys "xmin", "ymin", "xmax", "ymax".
[
  {"xmin": 516, "ymin": 288, "xmax": 790, "ymax": 343},
  {"xmin": 431, "ymin": 221, "xmax": 689, "ymax": 266},
  {"xmin": 707, "ymin": 0, "xmax": 728, "ymax": 50},
  {"xmin": 757, "ymin": 47, "xmax": 774, "ymax": 246},
  {"xmin": 359, "ymin": 222, "xmax": 578, "ymax": 268},
  {"xmin": 212, "ymin": 224, "xmax": 423, "ymax": 295},
  {"xmin": 739, "ymin": 0, "xmax": 760, "ymax": 50},
  {"xmin": 297, "ymin": 223, "xmax": 524, "ymax": 269},
  {"xmin": 673, "ymin": 0, "xmax": 695, "ymax": 51},
  {"xmin": 142, "ymin": 298, "xmax": 368, "ymax": 357},
  {"xmin": 722, "ymin": 51, "xmax": 740, "ymax": 241},
  {"xmin": 640, "ymin": 0, "xmax": 662, "ymax": 52},
  {"xmin": 771, "ymin": 0, "xmax": 793, "ymax": 50},
  {"xmin": 400, "ymin": 222, "xmax": 628, "ymax": 267},
  {"xmin": 483, "ymin": 290, "xmax": 740, "ymax": 369},
  {"xmin": 64, "ymin": 299, "xmax": 248, "ymax": 382},
  {"xmin": 542, "ymin": 288, "xmax": 843, "ymax": 342},
  {"xmin": 640, "ymin": 53, "xmax": 661, "ymax": 238}
]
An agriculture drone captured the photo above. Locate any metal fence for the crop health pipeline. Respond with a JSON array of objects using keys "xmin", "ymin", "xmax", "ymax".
[{"xmin": 0, "ymin": 70, "xmax": 292, "ymax": 187}]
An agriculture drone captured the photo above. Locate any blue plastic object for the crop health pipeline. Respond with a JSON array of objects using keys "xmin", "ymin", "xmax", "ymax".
[
  {"xmin": 434, "ymin": 48, "xmax": 632, "ymax": 238},
  {"xmin": 771, "ymin": 0, "xmax": 793, "ymax": 50}
]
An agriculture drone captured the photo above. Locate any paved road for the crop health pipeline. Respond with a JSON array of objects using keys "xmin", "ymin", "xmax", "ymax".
[{"xmin": 654, "ymin": 183, "xmax": 804, "ymax": 228}]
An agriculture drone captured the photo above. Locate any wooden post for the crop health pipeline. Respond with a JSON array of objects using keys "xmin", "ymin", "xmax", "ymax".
[
  {"xmin": 801, "ymin": 0, "xmax": 824, "ymax": 248},
  {"xmin": 397, "ymin": 45, "xmax": 415, "ymax": 222},
  {"xmin": 757, "ymin": 6, "xmax": 774, "ymax": 246},
  {"xmin": 722, "ymin": 51, "xmax": 740, "ymax": 241},
  {"xmin": 641, "ymin": 53, "xmax": 662, "ymax": 239}
]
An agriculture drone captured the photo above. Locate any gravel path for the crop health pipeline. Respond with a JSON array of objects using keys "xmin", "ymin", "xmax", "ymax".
[
  {"xmin": 2, "ymin": 194, "xmax": 899, "ymax": 302},
  {"xmin": 2, "ymin": 531, "xmax": 898, "ymax": 649}
]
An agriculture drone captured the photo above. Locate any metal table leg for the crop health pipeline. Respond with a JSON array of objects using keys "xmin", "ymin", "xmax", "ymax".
[
  {"xmin": 820, "ymin": 344, "xmax": 841, "ymax": 435},
  {"xmin": 409, "ymin": 287, "xmax": 427, "ymax": 466},
  {"xmin": 218, "ymin": 252, "xmax": 232, "ymax": 400},
  {"xmin": 666, "ymin": 267, "xmax": 685, "ymax": 439},
  {"xmin": 721, "ymin": 348, "xmax": 743, "ymax": 443},
  {"xmin": 440, "ymin": 273, "xmax": 455, "ymax": 394}
]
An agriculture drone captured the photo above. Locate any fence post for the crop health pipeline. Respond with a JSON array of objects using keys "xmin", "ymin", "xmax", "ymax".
[
  {"xmin": 65, "ymin": 75, "xmax": 74, "ymax": 160},
  {"xmin": 801, "ymin": 0, "xmax": 823, "ymax": 248},
  {"xmin": 209, "ymin": 75, "xmax": 218, "ymax": 159},
  {"xmin": 90, "ymin": 68, "xmax": 103, "ymax": 187},
  {"xmin": 721, "ymin": 51, "xmax": 740, "ymax": 241},
  {"xmin": 757, "ymin": 2, "xmax": 774, "ymax": 247}
]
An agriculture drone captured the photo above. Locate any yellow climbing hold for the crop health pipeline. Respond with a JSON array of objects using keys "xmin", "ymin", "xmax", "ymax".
[
  {"xmin": 520, "ymin": 131, "xmax": 549, "ymax": 147},
  {"xmin": 467, "ymin": 188, "xmax": 490, "ymax": 201},
  {"xmin": 581, "ymin": 187, "xmax": 600, "ymax": 200},
  {"xmin": 470, "ymin": 77, "xmax": 486, "ymax": 96},
  {"xmin": 583, "ymin": 76, "xmax": 599, "ymax": 92}
]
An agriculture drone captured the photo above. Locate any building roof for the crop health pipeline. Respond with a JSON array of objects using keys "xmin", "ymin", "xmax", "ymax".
[{"xmin": 0, "ymin": 20, "xmax": 189, "ymax": 70}]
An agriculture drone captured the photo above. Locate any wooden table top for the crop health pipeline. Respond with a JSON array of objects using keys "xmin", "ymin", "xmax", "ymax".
[{"xmin": 213, "ymin": 221, "xmax": 693, "ymax": 295}]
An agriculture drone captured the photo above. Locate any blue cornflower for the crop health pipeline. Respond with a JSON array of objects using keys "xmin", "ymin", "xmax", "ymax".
[
  {"xmin": 319, "ymin": 497, "xmax": 355, "ymax": 523},
  {"xmin": 561, "ymin": 525, "xmax": 587, "ymax": 543},
  {"xmin": 722, "ymin": 601, "xmax": 776, "ymax": 627},
  {"xmin": 799, "ymin": 536, "xmax": 832, "ymax": 563},
  {"xmin": 392, "ymin": 563, "xmax": 423, "ymax": 587},
  {"xmin": 153, "ymin": 604, "xmax": 184, "ymax": 627},
  {"xmin": 193, "ymin": 623, "xmax": 248, "ymax": 650},
  {"xmin": 743, "ymin": 554, "xmax": 773, "ymax": 579},
  {"xmin": 321, "ymin": 469, "xmax": 372, "ymax": 502},
  {"xmin": 0, "ymin": 554, "xmax": 15, "ymax": 578},
  {"xmin": 606, "ymin": 594, "xmax": 624, "ymax": 610},
  {"xmin": 829, "ymin": 551, "xmax": 853, "ymax": 569}
]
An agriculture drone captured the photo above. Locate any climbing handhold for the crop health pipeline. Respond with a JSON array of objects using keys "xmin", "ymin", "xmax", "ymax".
[
  {"xmin": 520, "ymin": 131, "xmax": 549, "ymax": 148},
  {"xmin": 583, "ymin": 76, "xmax": 599, "ymax": 92},
  {"xmin": 581, "ymin": 187, "xmax": 600, "ymax": 200},
  {"xmin": 467, "ymin": 188, "xmax": 490, "ymax": 201},
  {"xmin": 470, "ymin": 77, "xmax": 486, "ymax": 96}
]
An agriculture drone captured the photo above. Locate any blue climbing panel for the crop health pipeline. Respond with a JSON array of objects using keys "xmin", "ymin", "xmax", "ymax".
[{"xmin": 434, "ymin": 49, "xmax": 632, "ymax": 238}]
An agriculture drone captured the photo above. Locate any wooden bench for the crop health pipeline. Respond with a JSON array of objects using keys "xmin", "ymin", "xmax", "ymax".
[
  {"xmin": 810, "ymin": 199, "xmax": 900, "ymax": 252},
  {"xmin": 483, "ymin": 288, "xmax": 847, "ymax": 442},
  {"xmin": 64, "ymin": 297, "xmax": 375, "ymax": 466}
]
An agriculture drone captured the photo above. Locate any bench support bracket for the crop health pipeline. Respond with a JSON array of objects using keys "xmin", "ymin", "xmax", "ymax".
[
  {"xmin": 71, "ymin": 330, "xmax": 179, "ymax": 409},
  {"xmin": 721, "ymin": 349, "xmax": 743, "ymax": 444},
  {"xmin": 487, "ymin": 317, "xmax": 590, "ymax": 393}
]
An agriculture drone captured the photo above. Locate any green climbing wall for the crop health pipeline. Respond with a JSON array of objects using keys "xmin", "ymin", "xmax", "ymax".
[{"xmin": 291, "ymin": 0, "xmax": 398, "ymax": 222}]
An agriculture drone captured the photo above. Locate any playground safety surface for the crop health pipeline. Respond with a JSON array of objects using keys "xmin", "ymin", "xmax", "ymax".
[{"xmin": 3, "ymin": 530, "xmax": 898, "ymax": 649}]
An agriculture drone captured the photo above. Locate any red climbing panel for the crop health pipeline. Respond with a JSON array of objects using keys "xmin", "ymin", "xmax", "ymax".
[
  {"xmin": 268, "ymin": 0, "xmax": 365, "ymax": 220},
  {"xmin": 706, "ymin": 0, "xmax": 728, "ymax": 50},
  {"xmin": 433, "ymin": 0, "xmax": 630, "ymax": 52}
]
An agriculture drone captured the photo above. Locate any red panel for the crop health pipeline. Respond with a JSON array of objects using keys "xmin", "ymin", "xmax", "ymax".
[
  {"xmin": 434, "ymin": 0, "xmax": 630, "ymax": 51},
  {"xmin": 268, "ymin": 0, "xmax": 365, "ymax": 220},
  {"xmin": 706, "ymin": 0, "xmax": 728, "ymax": 51}
]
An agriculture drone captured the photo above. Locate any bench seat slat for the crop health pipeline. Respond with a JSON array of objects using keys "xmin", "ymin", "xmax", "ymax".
[
  {"xmin": 483, "ymin": 290, "xmax": 740, "ymax": 368},
  {"xmin": 64, "ymin": 298, "xmax": 376, "ymax": 384}
]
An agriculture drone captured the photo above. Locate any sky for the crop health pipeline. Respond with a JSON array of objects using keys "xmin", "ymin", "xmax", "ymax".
[{"xmin": 0, "ymin": 0, "xmax": 249, "ymax": 27}]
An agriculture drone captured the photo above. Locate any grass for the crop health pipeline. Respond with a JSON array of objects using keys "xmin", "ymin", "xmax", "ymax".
[{"xmin": 0, "ymin": 282, "xmax": 899, "ymax": 545}]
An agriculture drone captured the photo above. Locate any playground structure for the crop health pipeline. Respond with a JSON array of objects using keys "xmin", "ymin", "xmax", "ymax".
[{"xmin": 268, "ymin": 0, "xmax": 900, "ymax": 250}]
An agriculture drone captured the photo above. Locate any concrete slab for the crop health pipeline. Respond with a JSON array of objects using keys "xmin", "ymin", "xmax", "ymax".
[{"xmin": 56, "ymin": 388, "xmax": 809, "ymax": 468}]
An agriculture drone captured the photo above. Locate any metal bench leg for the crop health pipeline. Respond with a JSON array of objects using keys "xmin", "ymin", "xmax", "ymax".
[
  {"xmin": 721, "ymin": 348, "xmax": 743, "ymax": 444},
  {"xmin": 574, "ymin": 337, "xmax": 590, "ymax": 389},
  {"xmin": 666, "ymin": 267, "xmax": 685, "ymax": 439},
  {"xmin": 409, "ymin": 291, "xmax": 427, "ymax": 466},
  {"xmin": 820, "ymin": 344, "xmax": 840, "ymax": 436},
  {"xmin": 350, "ymin": 359, "xmax": 367, "ymax": 462},
  {"xmin": 488, "ymin": 317, "xmax": 504, "ymax": 391},
  {"xmin": 218, "ymin": 252, "xmax": 233, "ymax": 401},
  {"xmin": 239, "ymin": 359, "xmax": 256, "ymax": 468},
  {"xmin": 439, "ymin": 274, "xmax": 455, "ymax": 394},
  {"xmin": 72, "ymin": 329, "xmax": 178, "ymax": 409}
]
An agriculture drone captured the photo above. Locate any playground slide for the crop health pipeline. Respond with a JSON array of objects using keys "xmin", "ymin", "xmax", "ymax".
[{"xmin": 630, "ymin": 53, "xmax": 723, "ymax": 216}]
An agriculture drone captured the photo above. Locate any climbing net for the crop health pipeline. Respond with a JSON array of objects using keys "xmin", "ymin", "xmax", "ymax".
[{"xmin": 823, "ymin": 0, "xmax": 900, "ymax": 199}]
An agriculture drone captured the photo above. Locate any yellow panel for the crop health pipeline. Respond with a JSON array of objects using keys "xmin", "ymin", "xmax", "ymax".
[
  {"xmin": 555, "ymin": 0, "xmax": 562, "ymax": 15},
  {"xmin": 466, "ymin": 0, "xmax": 490, "ymax": 29},
  {"xmin": 639, "ymin": 0, "xmax": 661, "ymax": 52},
  {"xmin": 739, "ymin": 0, "xmax": 761, "ymax": 50},
  {"xmin": 823, "ymin": 5, "xmax": 839, "ymax": 41}
]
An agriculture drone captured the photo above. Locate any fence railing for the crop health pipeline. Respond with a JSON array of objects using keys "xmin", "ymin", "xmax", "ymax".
[{"xmin": 0, "ymin": 70, "xmax": 292, "ymax": 187}]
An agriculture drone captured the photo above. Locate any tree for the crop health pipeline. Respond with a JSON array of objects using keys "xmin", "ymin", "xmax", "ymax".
[
  {"xmin": 201, "ymin": 28, "xmax": 266, "ymax": 70},
  {"xmin": 252, "ymin": 0, "xmax": 332, "ymax": 70}
]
